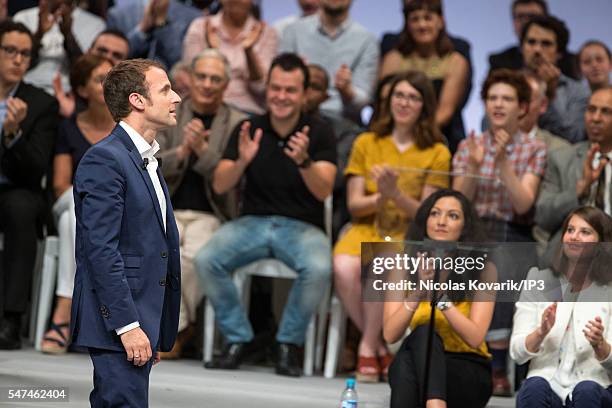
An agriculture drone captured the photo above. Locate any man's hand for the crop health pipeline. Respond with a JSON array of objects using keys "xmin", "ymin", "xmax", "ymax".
[
  {"xmin": 466, "ymin": 130, "xmax": 484, "ymax": 169},
  {"xmin": 577, "ymin": 143, "xmax": 607, "ymax": 199},
  {"xmin": 120, "ymin": 327, "xmax": 152, "ymax": 367},
  {"xmin": 284, "ymin": 126, "xmax": 310, "ymax": 166},
  {"xmin": 493, "ymin": 129, "xmax": 512, "ymax": 162},
  {"xmin": 334, "ymin": 64, "xmax": 354, "ymax": 101},
  {"xmin": 2, "ymin": 97, "xmax": 28, "ymax": 136},
  {"xmin": 183, "ymin": 118, "xmax": 210, "ymax": 157},
  {"xmin": 237, "ymin": 121, "xmax": 262, "ymax": 165},
  {"xmin": 53, "ymin": 72, "xmax": 76, "ymax": 118},
  {"xmin": 204, "ymin": 19, "xmax": 220, "ymax": 49},
  {"xmin": 140, "ymin": 0, "xmax": 170, "ymax": 33},
  {"xmin": 535, "ymin": 58, "xmax": 561, "ymax": 86},
  {"xmin": 242, "ymin": 21, "xmax": 264, "ymax": 50}
]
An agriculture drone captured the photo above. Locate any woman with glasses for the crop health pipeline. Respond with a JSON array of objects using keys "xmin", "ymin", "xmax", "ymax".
[
  {"xmin": 40, "ymin": 54, "xmax": 115, "ymax": 354},
  {"xmin": 379, "ymin": 0, "xmax": 468, "ymax": 152},
  {"xmin": 511, "ymin": 206, "xmax": 612, "ymax": 407},
  {"xmin": 333, "ymin": 71, "xmax": 451, "ymax": 382}
]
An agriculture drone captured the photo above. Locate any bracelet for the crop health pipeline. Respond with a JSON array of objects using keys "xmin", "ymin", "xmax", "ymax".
[{"xmin": 403, "ymin": 300, "xmax": 417, "ymax": 312}]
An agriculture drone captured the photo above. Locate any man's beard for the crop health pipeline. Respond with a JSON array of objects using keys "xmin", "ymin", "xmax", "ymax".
[{"xmin": 322, "ymin": 4, "xmax": 348, "ymax": 17}]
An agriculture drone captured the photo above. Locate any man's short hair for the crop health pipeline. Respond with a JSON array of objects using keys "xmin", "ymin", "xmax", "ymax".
[
  {"xmin": 0, "ymin": 20, "xmax": 33, "ymax": 46},
  {"xmin": 520, "ymin": 14, "xmax": 569, "ymax": 55},
  {"xmin": 191, "ymin": 48, "xmax": 231, "ymax": 81},
  {"xmin": 481, "ymin": 68, "xmax": 532, "ymax": 105},
  {"xmin": 268, "ymin": 53, "xmax": 310, "ymax": 90},
  {"xmin": 93, "ymin": 28, "xmax": 129, "ymax": 47},
  {"xmin": 511, "ymin": 0, "xmax": 548, "ymax": 15},
  {"xmin": 307, "ymin": 64, "xmax": 329, "ymax": 90},
  {"xmin": 579, "ymin": 40, "xmax": 612, "ymax": 62},
  {"xmin": 103, "ymin": 58, "xmax": 165, "ymax": 122}
]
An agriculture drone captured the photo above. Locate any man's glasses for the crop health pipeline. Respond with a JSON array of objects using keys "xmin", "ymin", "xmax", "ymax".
[
  {"xmin": 0, "ymin": 45, "xmax": 32, "ymax": 60},
  {"xmin": 525, "ymin": 38, "xmax": 556, "ymax": 49}
]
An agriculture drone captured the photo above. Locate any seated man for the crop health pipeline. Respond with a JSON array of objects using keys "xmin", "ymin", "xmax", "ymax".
[
  {"xmin": 156, "ymin": 49, "xmax": 246, "ymax": 358},
  {"xmin": 536, "ymin": 86, "xmax": 612, "ymax": 261},
  {"xmin": 280, "ymin": 0, "xmax": 378, "ymax": 123},
  {"xmin": 579, "ymin": 40, "xmax": 611, "ymax": 93},
  {"xmin": 520, "ymin": 15, "xmax": 590, "ymax": 143},
  {"xmin": 0, "ymin": 20, "xmax": 59, "ymax": 349},
  {"xmin": 194, "ymin": 53, "xmax": 337, "ymax": 377},
  {"xmin": 488, "ymin": 0, "xmax": 580, "ymax": 80}
]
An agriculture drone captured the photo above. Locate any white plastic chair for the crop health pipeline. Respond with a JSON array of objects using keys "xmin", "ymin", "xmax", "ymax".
[{"xmin": 203, "ymin": 197, "xmax": 333, "ymax": 376}]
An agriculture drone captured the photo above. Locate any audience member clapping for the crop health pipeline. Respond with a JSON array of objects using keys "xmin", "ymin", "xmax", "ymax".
[
  {"xmin": 183, "ymin": 0, "xmax": 278, "ymax": 115},
  {"xmin": 333, "ymin": 71, "xmax": 450, "ymax": 382}
]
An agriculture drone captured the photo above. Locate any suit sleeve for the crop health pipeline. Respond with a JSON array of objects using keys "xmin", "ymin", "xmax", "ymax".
[
  {"xmin": 1, "ymin": 96, "xmax": 58, "ymax": 187},
  {"xmin": 535, "ymin": 151, "xmax": 580, "ymax": 234},
  {"xmin": 75, "ymin": 147, "xmax": 140, "ymax": 331}
]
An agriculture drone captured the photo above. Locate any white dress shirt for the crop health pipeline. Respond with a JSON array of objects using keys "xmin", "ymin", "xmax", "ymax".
[
  {"xmin": 591, "ymin": 151, "xmax": 612, "ymax": 216},
  {"xmin": 115, "ymin": 121, "xmax": 167, "ymax": 336}
]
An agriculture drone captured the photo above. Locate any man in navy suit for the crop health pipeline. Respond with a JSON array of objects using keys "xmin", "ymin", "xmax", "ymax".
[{"xmin": 70, "ymin": 58, "xmax": 182, "ymax": 407}]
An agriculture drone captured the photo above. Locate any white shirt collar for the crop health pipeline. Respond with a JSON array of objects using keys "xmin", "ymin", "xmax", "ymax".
[{"xmin": 119, "ymin": 121, "xmax": 160, "ymax": 159}]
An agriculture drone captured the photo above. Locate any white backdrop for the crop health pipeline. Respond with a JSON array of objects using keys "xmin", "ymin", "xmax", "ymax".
[{"xmin": 261, "ymin": 0, "xmax": 612, "ymax": 131}]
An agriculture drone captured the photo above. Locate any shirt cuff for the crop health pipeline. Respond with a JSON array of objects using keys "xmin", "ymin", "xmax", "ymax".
[
  {"xmin": 515, "ymin": 333, "xmax": 542, "ymax": 362},
  {"xmin": 598, "ymin": 344, "xmax": 612, "ymax": 370},
  {"xmin": 116, "ymin": 321, "xmax": 140, "ymax": 335}
]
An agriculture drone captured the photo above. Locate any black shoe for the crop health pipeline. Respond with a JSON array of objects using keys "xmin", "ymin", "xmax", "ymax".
[
  {"xmin": 204, "ymin": 342, "xmax": 249, "ymax": 370},
  {"xmin": 0, "ymin": 317, "xmax": 21, "ymax": 350},
  {"xmin": 275, "ymin": 343, "xmax": 301, "ymax": 377}
]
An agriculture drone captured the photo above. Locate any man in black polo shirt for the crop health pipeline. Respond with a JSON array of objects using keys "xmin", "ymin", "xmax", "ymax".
[{"xmin": 194, "ymin": 53, "xmax": 337, "ymax": 377}]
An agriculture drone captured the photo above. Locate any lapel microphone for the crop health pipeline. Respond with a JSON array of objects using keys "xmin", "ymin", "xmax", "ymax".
[{"xmin": 141, "ymin": 158, "xmax": 149, "ymax": 170}]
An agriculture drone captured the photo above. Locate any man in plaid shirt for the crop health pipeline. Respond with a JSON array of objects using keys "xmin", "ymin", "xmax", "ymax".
[{"xmin": 452, "ymin": 68, "xmax": 547, "ymax": 396}]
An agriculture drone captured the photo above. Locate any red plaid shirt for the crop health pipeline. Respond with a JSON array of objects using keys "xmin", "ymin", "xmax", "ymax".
[{"xmin": 453, "ymin": 131, "xmax": 547, "ymax": 222}]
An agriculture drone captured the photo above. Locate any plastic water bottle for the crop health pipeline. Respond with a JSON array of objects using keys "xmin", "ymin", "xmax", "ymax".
[{"xmin": 340, "ymin": 378, "xmax": 358, "ymax": 408}]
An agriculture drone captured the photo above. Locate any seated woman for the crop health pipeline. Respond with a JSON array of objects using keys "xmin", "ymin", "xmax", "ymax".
[
  {"xmin": 40, "ymin": 54, "xmax": 115, "ymax": 353},
  {"xmin": 511, "ymin": 206, "xmax": 612, "ymax": 407},
  {"xmin": 334, "ymin": 71, "xmax": 451, "ymax": 382},
  {"xmin": 384, "ymin": 189, "xmax": 495, "ymax": 408},
  {"xmin": 379, "ymin": 0, "xmax": 469, "ymax": 152}
]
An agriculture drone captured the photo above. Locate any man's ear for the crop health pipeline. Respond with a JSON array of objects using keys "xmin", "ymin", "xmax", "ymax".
[
  {"xmin": 128, "ymin": 92, "xmax": 146, "ymax": 112},
  {"xmin": 518, "ymin": 101, "xmax": 530, "ymax": 119}
]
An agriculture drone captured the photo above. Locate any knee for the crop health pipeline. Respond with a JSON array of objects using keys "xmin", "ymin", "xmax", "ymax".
[
  {"xmin": 517, "ymin": 376, "xmax": 551, "ymax": 401},
  {"xmin": 333, "ymin": 255, "xmax": 360, "ymax": 284},
  {"xmin": 573, "ymin": 380, "xmax": 601, "ymax": 395}
]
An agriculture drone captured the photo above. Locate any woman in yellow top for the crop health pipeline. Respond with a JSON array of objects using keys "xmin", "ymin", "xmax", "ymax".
[
  {"xmin": 384, "ymin": 189, "xmax": 495, "ymax": 408},
  {"xmin": 333, "ymin": 71, "xmax": 451, "ymax": 382},
  {"xmin": 379, "ymin": 0, "xmax": 469, "ymax": 153}
]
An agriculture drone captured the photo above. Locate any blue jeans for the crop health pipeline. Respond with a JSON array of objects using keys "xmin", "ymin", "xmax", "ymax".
[
  {"xmin": 517, "ymin": 376, "xmax": 612, "ymax": 407},
  {"xmin": 194, "ymin": 215, "xmax": 331, "ymax": 345}
]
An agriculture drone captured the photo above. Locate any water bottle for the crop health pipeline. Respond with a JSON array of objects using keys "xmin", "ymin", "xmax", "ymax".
[{"xmin": 340, "ymin": 378, "xmax": 358, "ymax": 408}]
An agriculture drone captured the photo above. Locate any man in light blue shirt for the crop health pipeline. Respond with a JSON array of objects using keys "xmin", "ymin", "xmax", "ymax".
[{"xmin": 280, "ymin": 0, "xmax": 379, "ymax": 123}]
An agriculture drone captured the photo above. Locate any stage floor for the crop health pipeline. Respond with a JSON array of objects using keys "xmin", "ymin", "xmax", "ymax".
[{"xmin": 0, "ymin": 348, "xmax": 514, "ymax": 407}]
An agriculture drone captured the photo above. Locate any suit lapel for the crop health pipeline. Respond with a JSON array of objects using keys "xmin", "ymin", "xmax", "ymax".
[{"xmin": 115, "ymin": 125, "xmax": 166, "ymax": 234}]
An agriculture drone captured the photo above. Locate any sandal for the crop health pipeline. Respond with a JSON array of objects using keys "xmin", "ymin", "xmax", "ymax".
[
  {"xmin": 41, "ymin": 322, "xmax": 70, "ymax": 354},
  {"xmin": 378, "ymin": 353, "xmax": 394, "ymax": 382},
  {"xmin": 355, "ymin": 355, "xmax": 380, "ymax": 383}
]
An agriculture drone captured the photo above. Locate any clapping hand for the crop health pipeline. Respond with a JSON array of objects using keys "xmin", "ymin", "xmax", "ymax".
[
  {"xmin": 466, "ymin": 130, "xmax": 484, "ymax": 168},
  {"xmin": 183, "ymin": 118, "xmax": 211, "ymax": 157},
  {"xmin": 204, "ymin": 19, "xmax": 220, "ymax": 49},
  {"xmin": 242, "ymin": 21, "xmax": 264, "ymax": 50},
  {"xmin": 576, "ymin": 143, "xmax": 607, "ymax": 199},
  {"xmin": 334, "ymin": 64, "xmax": 353, "ymax": 99},
  {"xmin": 237, "ymin": 121, "xmax": 262, "ymax": 165},
  {"xmin": 493, "ymin": 128, "xmax": 512, "ymax": 162},
  {"xmin": 284, "ymin": 126, "xmax": 310, "ymax": 166},
  {"xmin": 538, "ymin": 302, "xmax": 557, "ymax": 338},
  {"xmin": 2, "ymin": 97, "xmax": 28, "ymax": 136},
  {"xmin": 371, "ymin": 165, "xmax": 400, "ymax": 200}
]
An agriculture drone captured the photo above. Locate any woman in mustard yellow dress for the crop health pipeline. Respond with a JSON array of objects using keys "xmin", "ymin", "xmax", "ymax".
[
  {"xmin": 333, "ymin": 71, "xmax": 451, "ymax": 382},
  {"xmin": 384, "ymin": 190, "xmax": 494, "ymax": 408}
]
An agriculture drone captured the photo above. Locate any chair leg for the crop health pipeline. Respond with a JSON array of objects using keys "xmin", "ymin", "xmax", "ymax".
[
  {"xmin": 203, "ymin": 299, "xmax": 215, "ymax": 363},
  {"xmin": 315, "ymin": 283, "xmax": 331, "ymax": 372},
  {"xmin": 34, "ymin": 237, "xmax": 59, "ymax": 350},
  {"xmin": 303, "ymin": 316, "xmax": 315, "ymax": 376},
  {"xmin": 324, "ymin": 295, "xmax": 346, "ymax": 379}
]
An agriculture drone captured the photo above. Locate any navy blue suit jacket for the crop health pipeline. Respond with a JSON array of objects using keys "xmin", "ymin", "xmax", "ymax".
[{"xmin": 70, "ymin": 124, "xmax": 181, "ymax": 353}]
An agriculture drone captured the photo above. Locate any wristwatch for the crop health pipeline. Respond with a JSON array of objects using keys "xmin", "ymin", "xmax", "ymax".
[
  {"xmin": 298, "ymin": 156, "xmax": 313, "ymax": 169},
  {"xmin": 436, "ymin": 294, "xmax": 453, "ymax": 311}
]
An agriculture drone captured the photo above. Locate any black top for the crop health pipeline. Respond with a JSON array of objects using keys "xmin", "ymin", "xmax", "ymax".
[
  {"xmin": 171, "ymin": 112, "xmax": 215, "ymax": 212},
  {"xmin": 488, "ymin": 45, "xmax": 580, "ymax": 80},
  {"xmin": 55, "ymin": 116, "xmax": 93, "ymax": 177},
  {"xmin": 223, "ymin": 113, "xmax": 337, "ymax": 229}
]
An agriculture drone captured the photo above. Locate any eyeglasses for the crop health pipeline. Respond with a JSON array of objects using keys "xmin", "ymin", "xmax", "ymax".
[
  {"xmin": 0, "ymin": 45, "xmax": 32, "ymax": 60},
  {"xmin": 192, "ymin": 72, "xmax": 225, "ymax": 85},
  {"xmin": 92, "ymin": 46, "xmax": 126, "ymax": 62},
  {"xmin": 391, "ymin": 91, "xmax": 423, "ymax": 104},
  {"xmin": 525, "ymin": 38, "xmax": 556, "ymax": 49}
]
